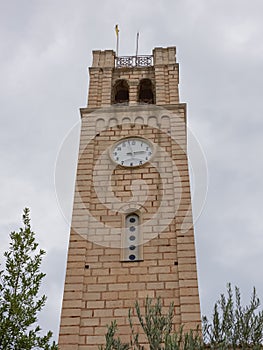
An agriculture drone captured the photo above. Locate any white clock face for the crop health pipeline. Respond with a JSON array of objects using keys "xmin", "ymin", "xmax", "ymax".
[{"xmin": 112, "ymin": 138, "xmax": 153, "ymax": 167}]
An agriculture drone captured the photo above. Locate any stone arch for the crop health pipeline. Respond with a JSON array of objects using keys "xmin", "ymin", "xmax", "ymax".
[
  {"xmin": 108, "ymin": 118, "xmax": 118, "ymax": 128},
  {"xmin": 138, "ymin": 78, "xmax": 155, "ymax": 104},
  {"xmin": 134, "ymin": 116, "xmax": 144, "ymax": 125},
  {"xmin": 112, "ymin": 79, "xmax": 129, "ymax": 104},
  {"xmin": 148, "ymin": 116, "xmax": 158, "ymax": 127},
  {"xmin": 122, "ymin": 117, "xmax": 131, "ymax": 124},
  {"xmin": 161, "ymin": 115, "xmax": 171, "ymax": 128},
  {"xmin": 96, "ymin": 118, "xmax": 105, "ymax": 132}
]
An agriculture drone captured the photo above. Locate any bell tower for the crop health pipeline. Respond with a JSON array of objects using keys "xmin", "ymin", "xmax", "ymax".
[{"xmin": 58, "ymin": 47, "xmax": 201, "ymax": 349}]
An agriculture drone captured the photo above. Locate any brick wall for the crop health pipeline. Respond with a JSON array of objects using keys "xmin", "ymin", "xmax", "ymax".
[{"xmin": 58, "ymin": 47, "xmax": 200, "ymax": 350}]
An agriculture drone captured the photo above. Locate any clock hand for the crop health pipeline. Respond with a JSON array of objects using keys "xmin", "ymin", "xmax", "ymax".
[
  {"xmin": 126, "ymin": 151, "xmax": 145, "ymax": 155},
  {"xmin": 128, "ymin": 141, "xmax": 134, "ymax": 157}
]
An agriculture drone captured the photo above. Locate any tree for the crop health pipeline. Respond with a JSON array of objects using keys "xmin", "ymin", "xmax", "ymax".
[
  {"xmin": 0, "ymin": 208, "xmax": 58, "ymax": 350},
  {"xmin": 101, "ymin": 286, "xmax": 263, "ymax": 350},
  {"xmin": 202, "ymin": 283, "xmax": 263, "ymax": 349},
  {"xmin": 100, "ymin": 297, "xmax": 203, "ymax": 350}
]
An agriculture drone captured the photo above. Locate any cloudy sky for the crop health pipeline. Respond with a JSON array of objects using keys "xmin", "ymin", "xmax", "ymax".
[{"xmin": 1, "ymin": 0, "xmax": 263, "ymax": 342}]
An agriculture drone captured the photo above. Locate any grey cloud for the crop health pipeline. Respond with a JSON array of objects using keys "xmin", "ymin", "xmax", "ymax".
[{"xmin": 1, "ymin": 0, "xmax": 263, "ymax": 342}]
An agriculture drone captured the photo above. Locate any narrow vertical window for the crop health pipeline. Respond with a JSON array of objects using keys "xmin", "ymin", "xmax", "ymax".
[{"xmin": 122, "ymin": 213, "xmax": 142, "ymax": 261}]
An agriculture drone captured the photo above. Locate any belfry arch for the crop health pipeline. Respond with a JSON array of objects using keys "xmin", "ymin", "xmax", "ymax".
[
  {"xmin": 138, "ymin": 78, "xmax": 155, "ymax": 104},
  {"xmin": 112, "ymin": 79, "xmax": 129, "ymax": 104}
]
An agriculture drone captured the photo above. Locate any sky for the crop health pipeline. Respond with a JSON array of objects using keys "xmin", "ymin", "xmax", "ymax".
[{"xmin": 1, "ymin": 0, "xmax": 263, "ymax": 343}]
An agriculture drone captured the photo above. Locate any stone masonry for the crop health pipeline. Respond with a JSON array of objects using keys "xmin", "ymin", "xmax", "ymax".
[{"xmin": 58, "ymin": 47, "xmax": 201, "ymax": 350}]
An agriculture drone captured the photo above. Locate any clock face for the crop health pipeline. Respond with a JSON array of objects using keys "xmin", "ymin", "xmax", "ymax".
[{"xmin": 112, "ymin": 137, "xmax": 153, "ymax": 167}]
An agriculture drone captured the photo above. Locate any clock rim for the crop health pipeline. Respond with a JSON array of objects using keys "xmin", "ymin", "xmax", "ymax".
[{"xmin": 110, "ymin": 136, "xmax": 155, "ymax": 168}]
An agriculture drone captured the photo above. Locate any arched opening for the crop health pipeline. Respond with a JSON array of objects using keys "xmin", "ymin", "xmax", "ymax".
[
  {"xmin": 112, "ymin": 79, "xmax": 129, "ymax": 104},
  {"xmin": 122, "ymin": 213, "xmax": 142, "ymax": 262},
  {"xmin": 138, "ymin": 79, "xmax": 154, "ymax": 104}
]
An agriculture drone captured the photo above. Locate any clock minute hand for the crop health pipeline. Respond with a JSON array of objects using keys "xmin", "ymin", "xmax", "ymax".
[{"xmin": 127, "ymin": 141, "xmax": 134, "ymax": 157}]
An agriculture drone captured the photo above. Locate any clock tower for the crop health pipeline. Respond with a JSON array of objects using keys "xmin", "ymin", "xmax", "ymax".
[{"xmin": 58, "ymin": 47, "xmax": 201, "ymax": 349}]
